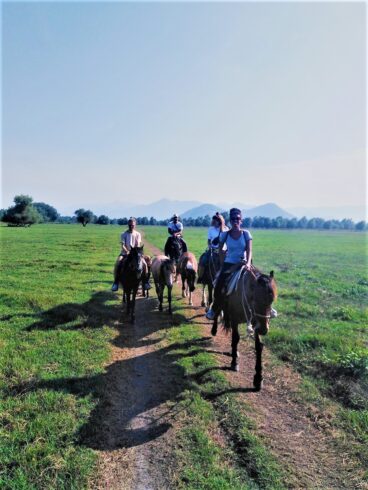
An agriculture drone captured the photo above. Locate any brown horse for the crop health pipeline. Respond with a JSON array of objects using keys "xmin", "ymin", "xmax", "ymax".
[
  {"xmin": 120, "ymin": 246, "xmax": 146, "ymax": 323},
  {"xmin": 198, "ymin": 249, "xmax": 221, "ymax": 311},
  {"xmin": 213, "ymin": 266, "xmax": 277, "ymax": 391},
  {"xmin": 177, "ymin": 252, "xmax": 198, "ymax": 306},
  {"xmin": 151, "ymin": 255, "xmax": 176, "ymax": 314},
  {"xmin": 140, "ymin": 255, "xmax": 152, "ymax": 297}
]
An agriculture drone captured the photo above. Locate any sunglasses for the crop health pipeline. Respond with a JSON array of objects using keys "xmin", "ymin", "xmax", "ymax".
[{"xmin": 231, "ymin": 217, "xmax": 242, "ymax": 222}]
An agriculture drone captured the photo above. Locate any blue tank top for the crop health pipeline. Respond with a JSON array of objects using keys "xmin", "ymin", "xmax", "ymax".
[{"xmin": 219, "ymin": 230, "xmax": 252, "ymax": 264}]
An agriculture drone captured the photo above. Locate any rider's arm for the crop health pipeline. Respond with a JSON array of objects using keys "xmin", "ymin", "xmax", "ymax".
[{"xmin": 245, "ymin": 239, "xmax": 252, "ymax": 270}]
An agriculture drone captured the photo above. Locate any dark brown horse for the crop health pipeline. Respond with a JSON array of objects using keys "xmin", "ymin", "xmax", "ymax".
[
  {"xmin": 140, "ymin": 254, "xmax": 152, "ymax": 297},
  {"xmin": 177, "ymin": 252, "xmax": 198, "ymax": 306},
  {"xmin": 198, "ymin": 249, "xmax": 221, "ymax": 311},
  {"xmin": 213, "ymin": 266, "xmax": 277, "ymax": 391},
  {"xmin": 120, "ymin": 246, "xmax": 145, "ymax": 323},
  {"xmin": 151, "ymin": 255, "xmax": 176, "ymax": 314}
]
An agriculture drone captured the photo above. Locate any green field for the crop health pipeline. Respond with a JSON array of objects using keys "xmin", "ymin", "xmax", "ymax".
[{"xmin": 0, "ymin": 224, "xmax": 367, "ymax": 488}]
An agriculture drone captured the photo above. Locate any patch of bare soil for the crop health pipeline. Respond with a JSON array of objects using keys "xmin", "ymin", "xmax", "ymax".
[{"xmin": 88, "ymin": 291, "xmax": 185, "ymax": 490}]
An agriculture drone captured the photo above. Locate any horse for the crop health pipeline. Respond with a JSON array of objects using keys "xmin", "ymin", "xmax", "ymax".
[
  {"xmin": 177, "ymin": 252, "xmax": 198, "ymax": 306},
  {"xmin": 120, "ymin": 246, "xmax": 145, "ymax": 323},
  {"xmin": 198, "ymin": 249, "xmax": 221, "ymax": 311},
  {"xmin": 151, "ymin": 255, "xmax": 176, "ymax": 314},
  {"xmin": 164, "ymin": 236, "xmax": 185, "ymax": 281},
  {"xmin": 140, "ymin": 254, "xmax": 152, "ymax": 298},
  {"xmin": 212, "ymin": 266, "xmax": 277, "ymax": 391}
]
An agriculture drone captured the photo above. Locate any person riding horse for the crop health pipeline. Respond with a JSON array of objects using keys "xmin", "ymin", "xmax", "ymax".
[
  {"xmin": 205, "ymin": 208, "xmax": 276, "ymax": 331},
  {"xmin": 197, "ymin": 212, "xmax": 228, "ymax": 284},
  {"xmin": 111, "ymin": 217, "xmax": 151, "ymax": 292},
  {"xmin": 164, "ymin": 214, "xmax": 187, "ymax": 262}
]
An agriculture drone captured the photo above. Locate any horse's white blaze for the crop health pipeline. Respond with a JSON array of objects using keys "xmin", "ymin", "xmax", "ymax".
[{"xmin": 186, "ymin": 262, "xmax": 194, "ymax": 270}]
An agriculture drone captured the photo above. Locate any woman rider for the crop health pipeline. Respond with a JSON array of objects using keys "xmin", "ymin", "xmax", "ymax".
[
  {"xmin": 206, "ymin": 208, "xmax": 277, "ymax": 327},
  {"xmin": 197, "ymin": 212, "xmax": 228, "ymax": 283},
  {"xmin": 205, "ymin": 208, "xmax": 252, "ymax": 321}
]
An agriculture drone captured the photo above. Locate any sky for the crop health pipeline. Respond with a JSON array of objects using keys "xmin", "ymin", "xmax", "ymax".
[{"xmin": 1, "ymin": 1, "xmax": 366, "ymax": 217}]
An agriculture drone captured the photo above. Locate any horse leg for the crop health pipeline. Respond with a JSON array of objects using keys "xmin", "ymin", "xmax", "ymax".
[
  {"xmin": 207, "ymin": 284, "xmax": 213, "ymax": 313},
  {"xmin": 125, "ymin": 289, "xmax": 130, "ymax": 316},
  {"xmin": 230, "ymin": 321, "xmax": 240, "ymax": 371},
  {"xmin": 130, "ymin": 288, "xmax": 137, "ymax": 323},
  {"xmin": 182, "ymin": 276, "xmax": 186, "ymax": 298},
  {"xmin": 253, "ymin": 332, "xmax": 264, "ymax": 391},
  {"xmin": 201, "ymin": 285, "xmax": 206, "ymax": 308},
  {"xmin": 211, "ymin": 316, "xmax": 218, "ymax": 336},
  {"xmin": 167, "ymin": 285, "xmax": 172, "ymax": 314}
]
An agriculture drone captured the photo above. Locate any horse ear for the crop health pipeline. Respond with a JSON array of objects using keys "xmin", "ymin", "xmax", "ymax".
[{"xmin": 270, "ymin": 270, "xmax": 274, "ymax": 278}]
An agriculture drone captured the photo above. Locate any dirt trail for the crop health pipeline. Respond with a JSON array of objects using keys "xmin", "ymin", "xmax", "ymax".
[{"xmin": 91, "ymin": 241, "xmax": 366, "ymax": 489}]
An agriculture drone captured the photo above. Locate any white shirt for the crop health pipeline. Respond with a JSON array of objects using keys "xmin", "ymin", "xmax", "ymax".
[
  {"xmin": 208, "ymin": 225, "xmax": 228, "ymax": 249},
  {"xmin": 168, "ymin": 221, "xmax": 183, "ymax": 234},
  {"xmin": 121, "ymin": 230, "xmax": 141, "ymax": 251}
]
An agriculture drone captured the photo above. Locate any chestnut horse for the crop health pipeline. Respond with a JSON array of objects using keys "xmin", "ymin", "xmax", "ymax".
[
  {"xmin": 212, "ymin": 266, "xmax": 277, "ymax": 391},
  {"xmin": 120, "ymin": 246, "xmax": 146, "ymax": 323},
  {"xmin": 151, "ymin": 255, "xmax": 176, "ymax": 314},
  {"xmin": 177, "ymin": 252, "xmax": 197, "ymax": 306}
]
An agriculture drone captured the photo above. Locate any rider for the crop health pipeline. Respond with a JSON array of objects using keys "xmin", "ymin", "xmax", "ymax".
[
  {"xmin": 164, "ymin": 214, "xmax": 188, "ymax": 258},
  {"xmin": 205, "ymin": 208, "xmax": 252, "ymax": 321},
  {"xmin": 205, "ymin": 208, "xmax": 277, "ymax": 326},
  {"xmin": 111, "ymin": 217, "xmax": 150, "ymax": 292},
  {"xmin": 197, "ymin": 212, "xmax": 228, "ymax": 283}
]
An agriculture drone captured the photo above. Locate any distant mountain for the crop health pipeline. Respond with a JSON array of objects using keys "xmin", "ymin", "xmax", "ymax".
[
  {"xmin": 181, "ymin": 202, "xmax": 293, "ymax": 219},
  {"xmin": 244, "ymin": 202, "xmax": 294, "ymax": 219},
  {"xmin": 181, "ymin": 203, "xmax": 224, "ymax": 219},
  {"xmin": 93, "ymin": 198, "xmax": 202, "ymax": 220},
  {"xmin": 287, "ymin": 205, "xmax": 367, "ymax": 222}
]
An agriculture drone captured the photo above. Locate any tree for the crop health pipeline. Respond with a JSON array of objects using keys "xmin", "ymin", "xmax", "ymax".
[
  {"xmin": 355, "ymin": 221, "xmax": 367, "ymax": 231},
  {"xmin": 74, "ymin": 209, "xmax": 95, "ymax": 227},
  {"xmin": 2, "ymin": 194, "xmax": 41, "ymax": 226},
  {"xmin": 34, "ymin": 202, "xmax": 59, "ymax": 222},
  {"xmin": 96, "ymin": 215, "xmax": 110, "ymax": 225}
]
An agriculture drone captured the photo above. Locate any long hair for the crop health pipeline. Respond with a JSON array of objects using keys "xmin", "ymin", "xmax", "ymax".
[{"xmin": 212, "ymin": 212, "xmax": 226, "ymax": 231}]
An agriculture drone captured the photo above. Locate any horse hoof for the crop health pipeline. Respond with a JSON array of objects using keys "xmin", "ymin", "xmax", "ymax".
[
  {"xmin": 211, "ymin": 326, "xmax": 217, "ymax": 337},
  {"xmin": 189, "ymin": 301, "xmax": 193, "ymax": 306},
  {"xmin": 253, "ymin": 377, "xmax": 263, "ymax": 391},
  {"xmin": 201, "ymin": 301, "xmax": 205, "ymax": 307},
  {"xmin": 231, "ymin": 362, "xmax": 239, "ymax": 372}
]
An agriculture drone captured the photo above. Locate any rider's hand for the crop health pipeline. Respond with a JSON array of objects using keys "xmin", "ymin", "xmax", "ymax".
[{"xmin": 245, "ymin": 262, "xmax": 251, "ymax": 271}]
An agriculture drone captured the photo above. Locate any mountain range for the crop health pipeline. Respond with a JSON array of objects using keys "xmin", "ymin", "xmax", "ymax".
[{"xmin": 65, "ymin": 199, "xmax": 366, "ymax": 222}]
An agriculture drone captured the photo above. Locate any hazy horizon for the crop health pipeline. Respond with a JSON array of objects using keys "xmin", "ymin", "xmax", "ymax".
[{"xmin": 2, "ymin": 2, "xmax": 366, "ymax": 216}]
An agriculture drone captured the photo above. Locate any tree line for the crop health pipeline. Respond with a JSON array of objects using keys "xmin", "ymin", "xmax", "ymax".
[{"xmin": 1, "ymin": 195, "xmax": 367, "ymax": 231}]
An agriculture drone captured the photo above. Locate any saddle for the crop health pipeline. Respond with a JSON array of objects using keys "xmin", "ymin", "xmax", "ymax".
[{"xmin": 213, "ymin": 263, "xmax": 247, "ymax": 296}]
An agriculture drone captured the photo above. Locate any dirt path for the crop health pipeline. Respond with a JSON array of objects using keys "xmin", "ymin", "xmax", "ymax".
[{"xmin": 91, "ymin": 241, "xmax": 366, "ymax": 489}]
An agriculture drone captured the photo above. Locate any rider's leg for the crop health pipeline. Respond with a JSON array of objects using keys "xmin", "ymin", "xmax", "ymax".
[
  {"xmin": 142, "ymin": 258, "xmax": 151, "ymax": 290},
  {"xmin": 180, "ymin": 237, "xmax": 188, "ymax": 253},
  {"xmin": 112, "ymin": 255, "xmax": 125, "ymax": 291},
  {"xmin": 205, "ymin": 263, "xmax": 231, "ymax": 319},
  {"xmin": 164, "ymin": 237, "xmax": 172, "ymax": 257}
]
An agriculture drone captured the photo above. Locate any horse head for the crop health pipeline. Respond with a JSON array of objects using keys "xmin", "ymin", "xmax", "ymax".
[
  {"xmin": 127, "ymin": 246, "xmax": 144, "ymax": 278},
  {"xmin": 253, "ymin": 270, "xmax": 277, "ymax": 335},
  {"xmin": 170, "ymin": 236, "xmax": 183, "ymax": 263},
  {"xmin": 162, "ymin": 258, "xmax": 176, "ymax": 287}
]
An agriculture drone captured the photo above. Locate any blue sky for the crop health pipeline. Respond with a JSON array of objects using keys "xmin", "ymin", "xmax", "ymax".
[{"xmin": 1, "ymin": 1, "xmax": 366, "ymax": 216}]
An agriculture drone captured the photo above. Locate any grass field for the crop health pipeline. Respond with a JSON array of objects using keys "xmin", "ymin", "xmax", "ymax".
[
  {"xmin": 0, "ymin": 224, "xmax": 367, "ymax": 487},
  {"xmin": 145, "ymin": 226, "xmax": 368, "ymax": 461}
]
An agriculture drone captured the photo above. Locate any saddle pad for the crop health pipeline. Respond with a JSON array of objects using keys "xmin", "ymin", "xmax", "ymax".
[{"xmin": 226, "ymin": 266, "xmax": 246, "ymax": 296}]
